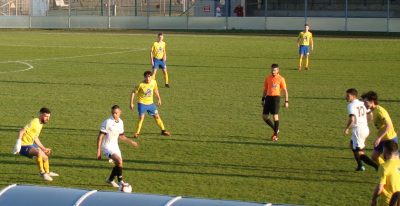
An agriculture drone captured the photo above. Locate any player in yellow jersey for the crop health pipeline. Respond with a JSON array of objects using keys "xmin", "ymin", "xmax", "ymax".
[
  {"xmin": 12, "ymin": 107, "xmax": 58, "ymax": 181},
  {"xmin": 362, "ymin": 91, "xmax": 398, "ymax": 166},
  {"xmin": 151, "ymin": 32, "xmax": 170, "ymax": 88},
  {"xmin": 371, "ymin": 140, "xmax": 400, "ymax": 206},
  {"xmin": 130, "ymin": 70, "xmax": 171, "ymax": 138},
  {"xmin": 297, "ymin": 24, "xmax": 314, "ymax": 71}
]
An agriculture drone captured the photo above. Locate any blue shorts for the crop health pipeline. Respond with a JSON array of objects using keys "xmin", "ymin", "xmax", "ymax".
[
  {"xmin": 152, "ymin": 58, "xmax": 166, "ymax": 70},
  {"xmin": 138, "ymin": 103, "xmax": 158, "ymax": 116},
  {"xmin": 299, "ymin": 45, "xmax": 310, "ymax": 56},
  {"xmin": 374, "ymin": 137, "xmax": 398, "ymax": 153},
  {"xmin": 19, "ymin": 144, "xmax": 38, "ymax": 158}
]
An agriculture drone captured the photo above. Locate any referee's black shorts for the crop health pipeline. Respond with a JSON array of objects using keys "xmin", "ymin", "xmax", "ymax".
[{"xmin": 263, "ymin": 96, "xmax": 280, "ymax": 115}]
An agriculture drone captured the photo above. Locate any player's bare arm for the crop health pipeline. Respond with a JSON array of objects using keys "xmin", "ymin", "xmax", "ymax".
[
  {"xmin": 371, "ymin": 184, "xmax": 384, "ymax": 206},
  {"xmin": 119, "ymin": 134, "xmax": 138, "ymax": 148},
  {"xmin": 150, "ymin": 50, "xmax": 154, "ymax": 66},
  {"xmin": 344, "ymin": 115, "xmax": 355, "ymax": 135},
  {"xmin": 374, "ymin": 119, "xmax": 393, "ymax": 147},
  {"xmin": 96, "ymin": 132, "xmax": 105, "ymax": 160},
  {"xmin": 310, "ymin": 38, "xmax": 314, "ymax": 51},
  {"xmin": 154, "ymin": 88, "xmax": 162, "ymax": 106},
  {"xmin": 34, "ymin": 137, "xmax": 51, "ymax": 155},
  {"xmin": 283, "ymin": 89, "xmax": 289, "ymax": 108},
  {"xmin": 129, "ymin": 91, "xmax": 136, "ymax": 110}
]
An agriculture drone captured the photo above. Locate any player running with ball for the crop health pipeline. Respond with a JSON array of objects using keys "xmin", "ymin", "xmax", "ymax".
[{"xmin": 97, "ymin": 105, "xmax": 138, "ymax": 188}]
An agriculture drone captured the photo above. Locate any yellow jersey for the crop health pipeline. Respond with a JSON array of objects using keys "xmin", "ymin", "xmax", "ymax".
[
  {"xmin": 374, "ymin": 105, "xmax": 397, "ymax": 141},
  {"xmin": 133, "ymin": 79, "xmax": 158, "ymax": 105},
  {"xmin": 21, "ymin": 118, "xmax": 43, "ymax": 146},
  {"xmin": 378, "ymin": 159, "xmax": 400, "ymax": 206},
  {"xmin": 151, "ymin": 41, "xmax": 166, "ymax": 60},
  {"xmin": 298, "ymin": 31, "xmax": 313, "ymax": 46}
]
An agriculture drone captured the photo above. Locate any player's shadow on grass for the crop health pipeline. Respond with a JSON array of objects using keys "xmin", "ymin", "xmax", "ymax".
[
  {"xmin": 148, "ymin": 134, "xmax": 348, "ymax": 151},
  {"xmin": 1, "ymin": 154, "xmax": 371, "ymax": 185},
  {"xmin": 173, "ymin": 54, "xmax": 297, "ymax": 61},
  {"xmin": 292, "ymin": 96, "xmax": 400, "ymax": 103},
  {"xmin": 0, "ymin": 80, "xmax": 130, "ymax": 88},
  {"xmin": 45, "ymin": 127, "xmax": 99, "ymax": 135}
]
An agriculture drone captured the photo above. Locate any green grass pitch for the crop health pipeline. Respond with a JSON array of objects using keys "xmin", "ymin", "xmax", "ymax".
[{"xmin": 0, "ymin": 30, "xmax": 399, "ymax": 206}]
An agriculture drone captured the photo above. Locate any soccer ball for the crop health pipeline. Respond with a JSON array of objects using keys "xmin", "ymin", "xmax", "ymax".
[{"xmin": 119, "ymin": 182, "xmax": 132, "ymax": 193}]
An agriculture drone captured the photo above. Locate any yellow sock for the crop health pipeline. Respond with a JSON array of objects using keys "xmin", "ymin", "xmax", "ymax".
[
  {"xmin": 164, "ymin": 72, "xmax": 169, "ymax": 84},
  {"xmin": 35, "ymin": 156, "xmax": 45, "ymax": 174},
  {"xmin": 44, "ymin": 160, "xmax": 50, "ymax": 174},
  {"xmin": 305, "ymin": 56, "xmax": 309, "ymax": 68},
  {"xmin": 298, "ymin": 56, "xmax": 303, "ymax": 68},
  {"xmin": 154, "ymin": 117, "xmax": 165, "ymax": 130},
  {"xmin": 136, "ymin": 118, "xmax": 144, "ymax": 134}
]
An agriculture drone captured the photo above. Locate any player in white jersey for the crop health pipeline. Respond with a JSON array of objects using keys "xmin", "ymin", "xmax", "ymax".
[
  {"xmin": 344, "ymin": 88, "xmax": 378, "ymax": 171},
  {"xmin": 97, "ymin": 105, "xmax": 138, "ymax": 187}
]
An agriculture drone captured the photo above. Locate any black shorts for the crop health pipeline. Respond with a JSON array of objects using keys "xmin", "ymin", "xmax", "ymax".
[{"xmin": 263, "ymin": 96, "xmax": 280, "ymax": 115}]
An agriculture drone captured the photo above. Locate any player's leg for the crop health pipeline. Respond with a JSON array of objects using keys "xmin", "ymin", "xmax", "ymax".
[
  {"xmin": 305, "ymin": 55, "xmax": 309, "ymax": 70},
  {"xmin": 272, "ymin": 114, "xmax": 279, "ymax": 135},
  {"xmin": 262, "ymin": 114, "xmax": 274, "ymax": 129},
  {"xmin": 271, "ymin": 96, "xmax": 280, "ymax": 140},
  {"xmin": 262, "ymin": 96, "xmax": 274, "ymax": 130},
  {"xmin": 359, "ymin": 150, "xmax": 378, "ymax": 171},
  {"xmin": 105, "ymin": 151, "xmax": 121, "ymax": 187},
  {"xmin": 152, "ymin": 68, "xmax": 158, "ymax": 80},
  {"xmin": 350, "ymin": 140, "xmax": 363, "ymax": 171},
  {"xmin": 134, "ymin": 103, "xmax": 146, "ymax": 138},
  {"xmin": 371, "ymin": 145, "xmax": 385, "ymax": 166},
  {"xmin": 298, "ymin": 54, "xmax": 303, "ymax": 71},
  {"xmin": 351, "ymin": 130, "xmax": 364, "ymax": 170},
  {"xmin": 356, "ymin": 128, "xmax": 378, "ymax": 170},
  {"xmin": 110, "ymin": 152, "xmax": 124, "ymax": 184},
  {"xmin": 298, "ymin": 46, "xmax": 304, "ymax": 71},
  {"xmin": 152, "ymin": 59, "xmax": 160, "ymax": 80},
  {"xmin": 27, "ymin": 146, "xmax": 52, "ymax": 181},
  {"xmin": 153, "ymin": 114, "xmax": 170, "ymax": 136},
  {"xmin": 149, "ymin": 104, "xmax": 170, "ymax": 136},
  {"xmin": 162, "ymin": 67, "xmax": 169, "ymax": 87}
]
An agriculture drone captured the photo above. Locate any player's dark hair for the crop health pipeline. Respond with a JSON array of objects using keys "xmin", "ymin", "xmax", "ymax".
[
  {"xmin": 389, "ymin": 191, "xmax": 400, "ymax": 206},
  {"xmin": 144, "ymin": 70, "xmax": 152, "ymax": 77},
  {"xmin": 111, "ymin": 105, "xmax": 120, "ymax": 113},
  {"xmin": 361, "ymin": 91, "xmax": 378, "ymax": 105},
  {"xmin": 305, "ymin": 23, "xmax": 309, "ymax": 27},
  {"xmin": 39, "ymin": 107, "xmax": 51, "ymax": 114},
  {"xmin": 383, "ymin": 140, "xmax": 398, "ymax": 155},
  {"xmin": 158, "ymin": 32, "xmax": 163, "ymax": 37},
  {"xmin": 271, "ymin": 64, "xmax": 279, "ymax": 69},
  {"xmin": 346, "ymin": 88, "xmax": 358, "ymax": 96}
]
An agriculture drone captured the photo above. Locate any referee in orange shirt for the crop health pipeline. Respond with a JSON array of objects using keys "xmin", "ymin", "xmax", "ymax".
[{"xmin": 262, "ymin": 64, "xmax": 288, "ymax": 141}]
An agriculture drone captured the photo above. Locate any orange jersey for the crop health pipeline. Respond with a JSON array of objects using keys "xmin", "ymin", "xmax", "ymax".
[{"xmin": 264, "ymin": 74, "xmax": 287, "ymax": 96}]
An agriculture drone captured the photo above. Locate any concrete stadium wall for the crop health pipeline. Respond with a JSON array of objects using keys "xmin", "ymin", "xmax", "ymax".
[{"xmin": 0, "ymin": 16, "xmax": 399, "ymax": 32}]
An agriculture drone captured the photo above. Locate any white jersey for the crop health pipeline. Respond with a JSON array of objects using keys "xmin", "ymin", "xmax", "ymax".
[
  {"xmin": 347, "ymin": 99, "xmax": 369, "ymax": 128},
  {"xmin": 100, "ymin": 116, "xmax": 124, "ymax": 152},
  {"xmin": 347, "ymin": 99, "xmax": 370, "ymax": 149}
]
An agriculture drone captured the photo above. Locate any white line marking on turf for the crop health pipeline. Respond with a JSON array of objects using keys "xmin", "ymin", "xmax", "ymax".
[
  {"xmin": 21, "ymin": 48, "xmax": 145, "ymax": 62},
  {"xmin": 0, "ymin": 61, "xmax": 34, "ymax": 74},
  {"xmin": 0, "ymin": 43, "xmax": 139, "ymax": 50},
  {"xmin": 0, "ymin": 48, "xmax": 145, "ymax": 74}
]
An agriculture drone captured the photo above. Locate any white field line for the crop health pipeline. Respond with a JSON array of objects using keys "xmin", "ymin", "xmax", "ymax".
[
  {"xmin": 20, "ymin": 48, "xmax": 145, "ymax": 62},
  {"xmin": 0, "ymin": 43, "xmax": 138, "ymax": 50},
  {"xmin": 0, "ymin": 61, "xmax": 34, "ymax": 74},
  {"xmin": 0, "ymin": 48, "xmax": 145, "ymax": 74}
]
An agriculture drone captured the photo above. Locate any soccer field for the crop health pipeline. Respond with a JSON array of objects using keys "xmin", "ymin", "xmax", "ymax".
[{"xmin": 0, "ymin": 30, "xmax": 399, "ymax": 205}]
